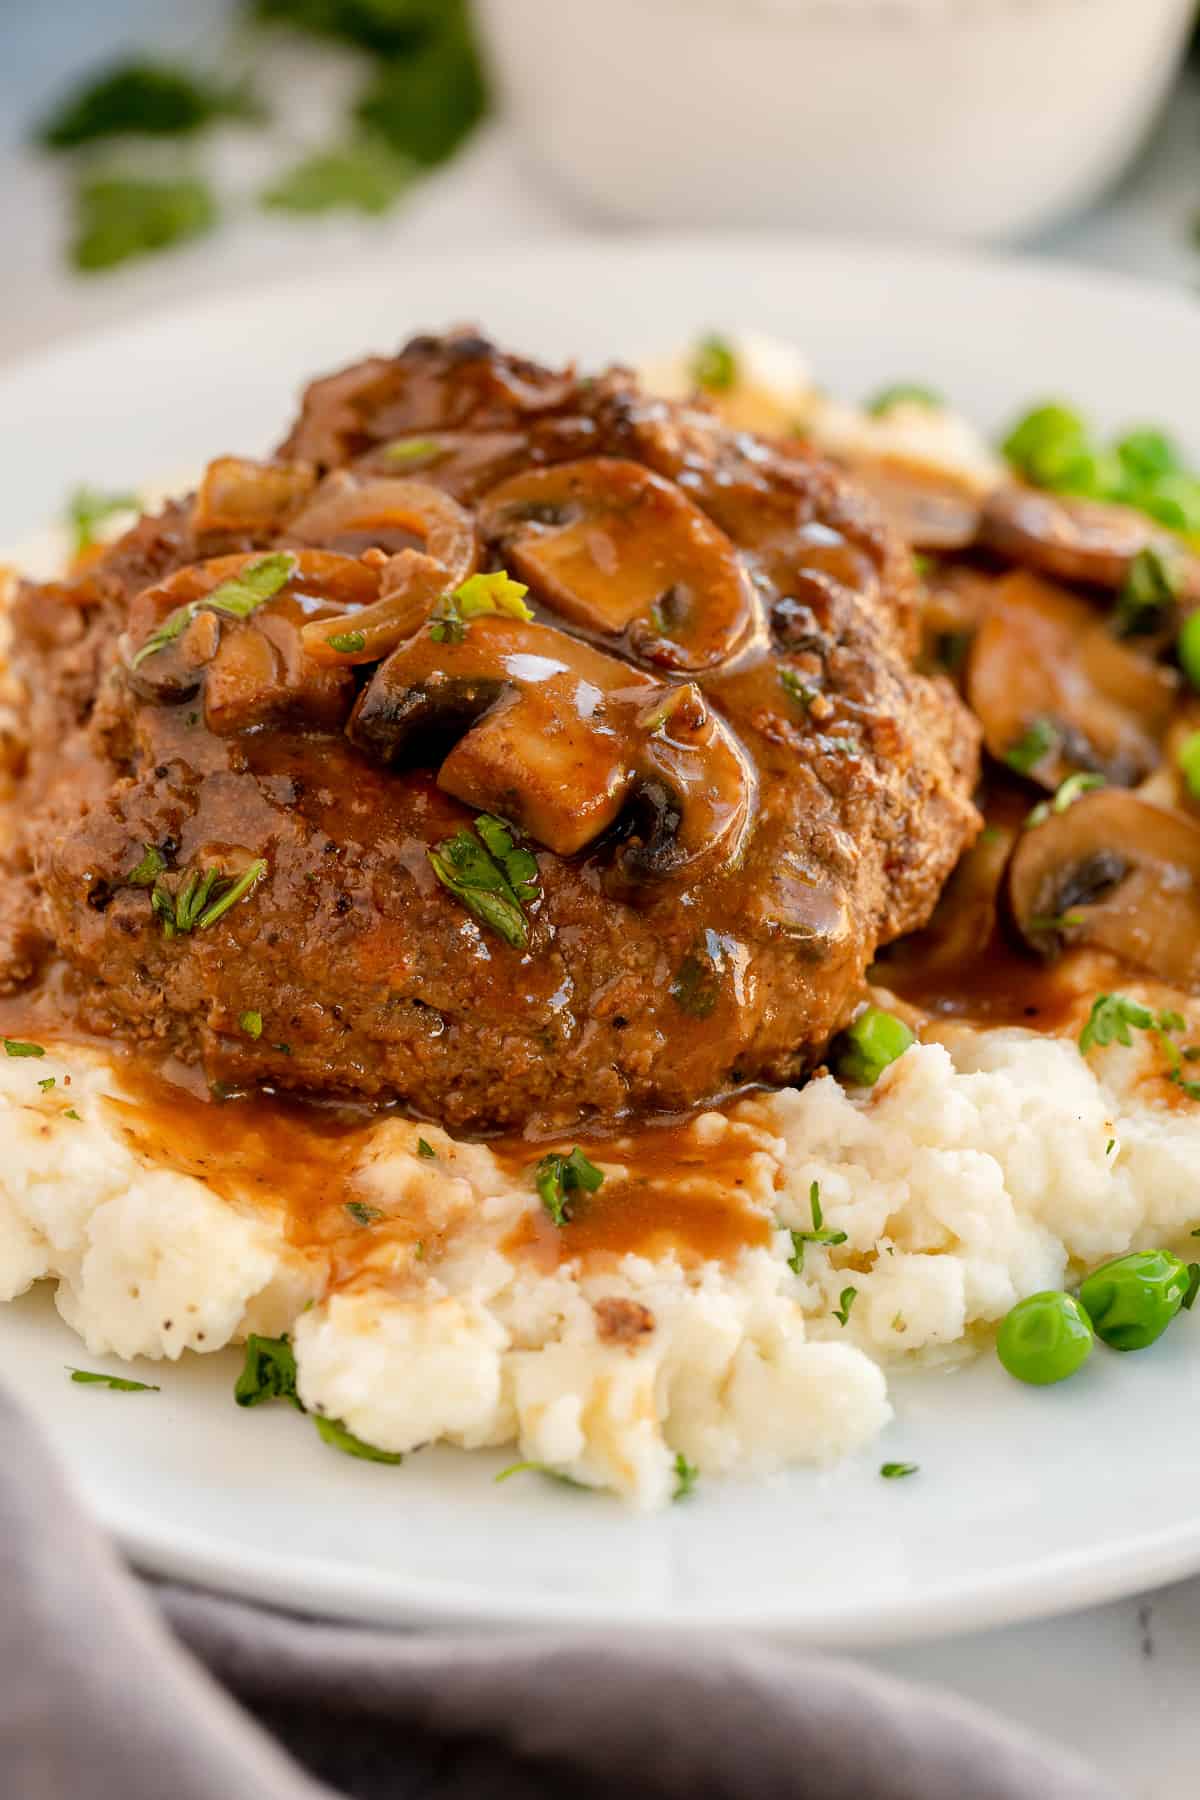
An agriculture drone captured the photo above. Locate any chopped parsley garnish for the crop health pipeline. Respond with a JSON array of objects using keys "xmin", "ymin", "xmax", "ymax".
[
  {"xmin": 66, "ymin": 485, "xmax": 139, "ymax": 557},
  {"xmin": 262, "ymin": 137, "xmax": 413, "ymax": 215},
  {"xmin": 38, "ymin": 1077, "xmax": 56, "ymax": 1092},
  {"xmin": 1079, "ymin": 993, "xmax": 1159, "ymax": 1054},
  {"xmin": 690, "ymin": 334, "xmax": 737, "ymax": 392},
  {"xmin": 1002, "ymin": 717, "xmax": 1058, "ymax": 776},
  {"xmin": 880, "ymin": 1461, "xmax": 919, "ymax": 1480},
  {"xmin": 71, "ymin": 174, "xmax": 217, "ymax": 274},
  {"xmin": 234, "ymin": 1333, "xmax": 303, "ymax": 1409},
  {"xmin": 132, "ymin": 552, "xmax": 296, "ymax": 667},
  {"xmin": 428, "ymin": 814, "xmax": 539, "ymax": 948},
  {"xmin": 669, "ymin": 928, "xmax": 733, "ymax": 1019},
  {"xmin": 779, "ymin": 667, "xmax": 819, "ymax": 711},
  {"xmin": 494, "ymin": 1460, "xmax": 586, "ymax": 1489},
  {"xmin": 1106, "ymin": 1139, "xmax": 1116, "ymax": 1156},
  {"xmin": 69, "ymin": 1367, "xmax": 159, "ymax": 1392},
  {"xmin": 787, "ymin": 1179, "xmax": 847, "ymax": 1273},
  {"xmin": 428, "ymin": 570, "xmax": 532, "ymax": 643},
  {"xmin": 416, "ymin": 1138, "xmax": 436, "ymax": 1159},
  {"xmin": 672, "ymin": 1452, "xmax": 699, "ymax": 1501},
  {"xmin": 127, "ymin": 844, "xmax": 167, "ymax": 886},
  {"xmin": 1025, "ymin": 771, "xmax": 1105, "ymax": 829},
  {"xmin": 345, "ymin": 1200, "xmax": 383, "ymax": 1226},
  {"xmin": 38, "ymin": 61, "xmax": 262, "ymax": 150},
  {"xmin": 535, "ymin": 1146, "xmax": 604, "ymax": 1227},
  {"xmin": 353, "ymin": 8, "xmax": 487, "ymax": 167},
  {"xmin": 313, "ymin": 1415, "xmax": 404, "ymax": 1463},
  {"xmin": 1114, "ymin": 546, "xmax": 1183, "ymax": 638},
  {"xmin": 833, "ymin": 1285, "xmax": 858, "ymax": 1328},
  {"xmin": 325, "ymin": 630, "xmax": 367, "ymax": 655},
  {"xmin": 3, "ymin": 1039, "xmax": 45, "ymax": 1058},
  {"xmin": 866, "ymin": 383, "xmax": 942, "ymax": 416},
  {"xmin": 1177, "ymin": 730, "xmax": 1200, "ymax": 802},
  {"xmin": 151, "ymin": 859, "xmax": 268, "ymax": 938},
  {"xmin": 64, "ymin": 1110, "xmax": 81, "ymax": 1122},
  {"xmin": 383, "ymin": 437, "xmax": 445, "ymax": 467},
  {"xmin": 239, "ymin": 1010, "xmax": 264, "ymax": 1040},
  {"xmin": 1028, "ymin": 911, "xmax": 1085, "ymax": 934}
]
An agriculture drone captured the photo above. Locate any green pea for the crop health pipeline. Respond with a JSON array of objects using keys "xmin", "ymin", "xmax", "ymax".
[
  {"xmin": 996, "ymin": 1291, "xmax": 1093, "ymax": 1386},
  {"xmin": 1077, "ymin": 1250, "xmax": 1193, "ymax": 1352},
  {"xmin": 1177, "ymin": 729, "xmax": 1200, "ymax": 801},
  {"xmin": 834, "ymin": 1007, "xmax": 915, "ymax": 1087},
  {"xmin": 1178, "ymin": 611, "xmax": 1200, "ymax": 692}
]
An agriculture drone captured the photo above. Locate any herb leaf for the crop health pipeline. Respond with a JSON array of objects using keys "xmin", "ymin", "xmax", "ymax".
[
  {"xmin": 690, "ymin": 334, "xmax": 737, "ymax": 392},
  {"xmin": 672, "ymin": 1452, "xmax": 699, "ymax": 1501},
  {"xmin": 535, "ymin": 1147, "xmax": 604, "ymax": 1227},
  {"xmin": 428, "ymin": 815, "xmax": 538, "ymax": 947},
  {"xmin": 69, "ymin": 1367, "xmax": 159, "ymax": 1392},
  {"xmin": 779, "ymin": 667, "xmax": 818, "ymax": 711},
  {"xmin": 151, "ymin": 859, "xmax": 267, "ymax": 938},
  {"xmin": 1079, "ymin": 993, "xmax": 1158, "ymax": 1055},
  {"xmin": 313, "ymin": 1414, "xmax": 403, "ymax": 1463},
  {"xmin": 38, "ymin": 61, "xmax": 262, "ymax": 150},
  {"xmin": 132, "ymin": 552, "xmax": 295, "ymax": 667},
  {"xmin": 262, "ymin": 138, "xmax": 414, "ymax": 215},
  {"xmin": 234, "ymin": 1333, "xmax": 303, "ymax": 1410},
  {"xmin": 345, "ymin": 1200, "xmax": 383, "ymax": 1226},
  {"xmin": 1003, "ymin": 717, "xmax": 1058, "ymax": 776},
  {"xmin": 1025, "ymin": 772, "xmax": 1105, "ymax": 830},
  {"xmin": 66, "ymin": 485, "xmax": 139, "ymax": 557},
  {"xmin": 880, "ymin": 1461, "xmax": 919, "ymax": 1480},
  {"xmin": 127, "ymin": 844, "xmax": 167, "ymax": 886},
  {"xmin": 72, "ymin": 175, "xmax": 217, "ymax": 274},
  {"xmin": 3, "ymin": 1039, "xmax": 45, "ymax": 1058},
  {"xmin": 239, "ymin": 1010, "xmax": 264, "ymax": 1040},
  {"xmin": 494, "ymin": 1460, "xmax": 586, "ymax": 1489},
  {"xmin": 354, "ymin": 5, "xmax": 487, "ymax": 166},
  {"xmin": 429, "ymin": 569, "xmax": 532, "ymax": 643},
  {"xmin": 383, "ymin": 437, "xmax": 445, "ymax": 467},
  {"xmin": 786, "ymin": 1179, "xmax": 848, "ymax": 1273},
  {"xmin": 833, "ymin": 1286, "xmax": 858, "ymax": 1328},
  {"xmin": 1114, "ymin": 546, "xmax": 1182, "ymax": 638},
  {"xmin": 416, "ymin": 1138, "xmax": 436, "ymax": 1159}
]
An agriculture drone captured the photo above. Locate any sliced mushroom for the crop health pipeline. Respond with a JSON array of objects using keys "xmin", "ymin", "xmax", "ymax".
[
  {"xmin": 1007, "ymin": 787, "xmax": 1200, "ymax": 988},
  {"xmin": 192, "ymin": 457, "xmax": 317, "ymax": 537},
  {"xmin": 288, "ymin": 473, "xmax": 478, "ymax": 576},
  {"xmin": 980, "ymin": 485, "xmax": 1200, "ymax": 601},
  {"xmin": 348, "ymin": 613, "xmax": 754, "ymax": 879},
  {"xmin": 965, "ymin": 571, "xmax": 1177, "ymax": 788},
  {"xmin": 838, "ymin": 454, "xmax": 984, "ymax": 552},
  {"xmin": 476, "ymin": 458, "xmax": 758, "ymax": 673},
  {"xmin": 125, "ymin": 549, "xmax": 377, "ymax": 729}
]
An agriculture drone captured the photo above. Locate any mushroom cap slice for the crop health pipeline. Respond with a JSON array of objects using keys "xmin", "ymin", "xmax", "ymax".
[
  {"xmin": 288, "ymin": 473, "xmax": 478, "ymax": 577},
  {"xmin": 476, "ymin": 457, "xmax": 758, "ymax": 673},
  {"xmin": 347, "ymin": 613, "xmax": 755, "ymax": 878},
  {"xmin": 979, "ymin": 484, "xmax": 1200, "ymax": 600},
  {"xmin": 837, "ymin": 454, "xmax": 983, "ymax": 552},
  {"xmin": 1007, "ymin": 787, "xmax": 1200, "ymax": 988},
  {"xmin": 965, "ymin": 570, "xmax": 1177, "ymax": 788}
]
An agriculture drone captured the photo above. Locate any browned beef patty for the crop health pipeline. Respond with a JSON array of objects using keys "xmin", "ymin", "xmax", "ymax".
[{"xmin": 0, "ymin": 333, "xmax": 980, "ymax": 1130}]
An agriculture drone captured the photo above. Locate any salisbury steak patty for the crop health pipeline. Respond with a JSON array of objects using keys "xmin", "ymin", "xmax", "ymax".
[{"xmin": 0, "ymin": 332, "xmax": 980, "ymax": 1130}]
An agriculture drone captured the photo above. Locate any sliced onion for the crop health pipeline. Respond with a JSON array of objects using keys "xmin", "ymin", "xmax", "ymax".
[
  {"xmin": 302, "ymin": 550, "xmax": 451, "ymax": 666},
  {"xmin": 192, "ymin": 457, "xmax": 317, "ymax": 535}
]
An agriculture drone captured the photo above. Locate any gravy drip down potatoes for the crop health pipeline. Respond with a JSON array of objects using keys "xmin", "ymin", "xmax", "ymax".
[{"xmin": 0, "ymin": 332, "xmax": 980, "ymax": 1131}]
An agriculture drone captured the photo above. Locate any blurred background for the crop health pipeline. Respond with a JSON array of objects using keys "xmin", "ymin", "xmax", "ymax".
[{"xmin": 1, "ymin": 0, "xmax": 1198, "ymax": 360}]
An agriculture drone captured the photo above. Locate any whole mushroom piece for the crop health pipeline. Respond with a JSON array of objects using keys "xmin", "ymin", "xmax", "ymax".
[
  {"xmin": 979, "ymin": 485, "xmax": 1200, "ymax": 602},
  {"xmin": 347, "ymin": 612, "xmax": 755, "ymax": 882},
  {"xmin": 965, "ymin": 570, "xmax": 1177, "ymax": 788},
  {"xmin": 1007, "ymin": 787, "xmax": 1200, "ymax": 989}
]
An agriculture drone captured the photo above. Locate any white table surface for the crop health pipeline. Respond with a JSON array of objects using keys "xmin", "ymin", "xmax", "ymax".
[{"xmin": 4, "ymin": 19, "xmax": 1200, "ymax": 1793}]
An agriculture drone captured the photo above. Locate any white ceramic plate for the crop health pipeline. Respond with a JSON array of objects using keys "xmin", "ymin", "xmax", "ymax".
[{"xmin": 4, "ymin": 237, "xmax": 1200, "ymax": 1646}]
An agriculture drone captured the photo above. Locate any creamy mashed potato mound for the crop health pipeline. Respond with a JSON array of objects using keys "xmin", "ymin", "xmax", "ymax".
[{"xmin": 4, "ymin": 1020, "xmax": 1199, "ymax": 1507}]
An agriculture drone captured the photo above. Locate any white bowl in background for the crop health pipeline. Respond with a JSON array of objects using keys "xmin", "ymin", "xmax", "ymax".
[{"xmin": 475, "ymin": 0, "xmax": 1197, "ymax": 243}]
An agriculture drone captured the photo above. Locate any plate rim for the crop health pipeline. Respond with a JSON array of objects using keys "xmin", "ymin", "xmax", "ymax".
[{"xmin": 6, "ymin": 230, "xmax": 1200, "ymax": 1642}]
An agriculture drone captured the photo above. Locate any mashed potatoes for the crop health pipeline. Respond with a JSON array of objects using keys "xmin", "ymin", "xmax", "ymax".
[{"xmin": 3, "ymin": 1016, "xmax": 1198, "ymax": 1507}]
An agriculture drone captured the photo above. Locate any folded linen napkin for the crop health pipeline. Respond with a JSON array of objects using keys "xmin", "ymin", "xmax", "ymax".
[{"xmin": 0, "ymin": 1387, "xmax": 1111, "ymax": 1800}]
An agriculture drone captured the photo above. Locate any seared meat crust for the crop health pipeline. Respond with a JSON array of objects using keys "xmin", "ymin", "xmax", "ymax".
[{"xmin": 0, "ymin": 333, "xmax": 980, "ymax": 1130}]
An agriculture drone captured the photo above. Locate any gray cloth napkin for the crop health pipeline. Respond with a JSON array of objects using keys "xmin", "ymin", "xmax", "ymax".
[{"xmin": 0, "ymin": 1387, "xmax": 1112, "ymax": 1800}]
